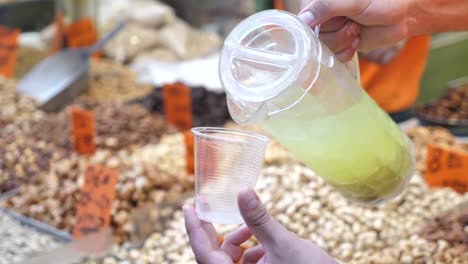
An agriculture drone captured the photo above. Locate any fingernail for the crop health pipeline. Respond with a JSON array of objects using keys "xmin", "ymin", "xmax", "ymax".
[
  {"xmin": 240, "ymin": 188, "xmax": 258, "ymax": 209},
  {"xmin": 298, "ymin": 11, "xmax": 316, "ymax": 25},
  {"xmin": 182, "ymin": 203, "xmax": 191, "ymax": 212}
]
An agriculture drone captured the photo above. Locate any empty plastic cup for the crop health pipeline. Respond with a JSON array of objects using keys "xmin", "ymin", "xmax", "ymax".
[{"xmin": 192, "ymin": 127, "xmax": 270, "ymax": 224}]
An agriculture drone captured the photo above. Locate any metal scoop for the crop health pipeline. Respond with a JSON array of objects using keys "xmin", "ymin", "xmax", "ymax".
[{"xmin": 17, "ymin": 21, "xmax": 126, "ymax": 112}]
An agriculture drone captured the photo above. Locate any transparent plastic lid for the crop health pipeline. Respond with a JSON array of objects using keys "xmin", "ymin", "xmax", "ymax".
[{"xmin": 219, "ymin": 10, "xmax": 321, "ymax": 124}]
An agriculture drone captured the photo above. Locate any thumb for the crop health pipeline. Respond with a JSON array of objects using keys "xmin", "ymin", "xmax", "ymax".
[{"xmin": 238, "ymin": 188, "xmax": 292, "ymax": 252}]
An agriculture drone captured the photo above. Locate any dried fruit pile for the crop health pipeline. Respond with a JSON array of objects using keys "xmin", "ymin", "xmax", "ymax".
[
  {"xmin": 133, "ymin": 86, "xmax": 231, "ymax": 127},
  {"xmin": 417, "ymin": 85, "xmax": 468, "ymax": 123}
]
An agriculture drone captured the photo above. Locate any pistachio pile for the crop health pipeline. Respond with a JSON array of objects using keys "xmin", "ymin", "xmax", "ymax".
[
  {"xmin": 0, "ymin": 211, "xmax": 63, "ymax": 263},
  {"xmin": 84, "ymin": 158, "xmax": 468, "ymax": 264}
]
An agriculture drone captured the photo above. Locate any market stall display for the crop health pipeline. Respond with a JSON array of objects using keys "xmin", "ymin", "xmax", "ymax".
[
  {"xmin": 1, "ymin": 2, "xmax": 468, "ymax": 260},
  {"xmin": 2, "ymin": 63, "xmax": 468, "ymax": 263}
]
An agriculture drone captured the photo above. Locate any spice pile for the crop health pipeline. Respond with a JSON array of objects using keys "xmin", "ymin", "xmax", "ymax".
[
  {"xmin": 0, "ymin": 211, "xmax": 63, "ymax": 263},
  {"xmin": 14, "ymin": 46, "xmax": 49, "ymax": 79},
  {"xmin": 87, "ymin": 59, "xmax": 153, "ymax": 103},
  {"xmin": 133, "ymin": 86, "xmax": 230, "ymax": 127}
]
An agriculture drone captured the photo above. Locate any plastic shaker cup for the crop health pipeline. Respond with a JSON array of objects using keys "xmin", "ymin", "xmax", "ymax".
[{"xmin": 192, "ymin": 127, "xmax": 270, "ymax": 224}]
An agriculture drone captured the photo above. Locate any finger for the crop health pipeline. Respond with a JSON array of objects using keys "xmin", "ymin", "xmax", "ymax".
[
  {"xmin": 319, "ymin": 21, "xmax": 360, "ymax": 53},
  {"xmin": 220, "ymin": 226, "xmax": 252, "ymax": 262},
  {"xmin": 237, "ymin": 188, "xmax": 293, "ymax": 253},
  {"xmin": 335, "ymin": 38, "xmax": 359, "ymax": 62},
  {"xmin": 298, "ymin": 0, "xmax": 370, "ymax": 27},
  {"xmin": 242, "ymin": 245, "xmax": 265, "ymax": 264},
  {"xmin": 359, "ymin": 23, "xmax": 407, "ymax": 51},
  {"xmin": 201, "ymin": 220, "xmax": 220, "ymax": 249},
  {"xmin": 320, "ymin": 17, "xmax": 348, "ymax": 32},
  {"xmin": 183, "ymin": 203, "xmax": 216, "ymax": 263}
]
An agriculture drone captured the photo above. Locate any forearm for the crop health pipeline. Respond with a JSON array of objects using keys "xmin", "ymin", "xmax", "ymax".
[{"xmin": 408, "ymin": 0, "xmax": 468, "ymax": 36}]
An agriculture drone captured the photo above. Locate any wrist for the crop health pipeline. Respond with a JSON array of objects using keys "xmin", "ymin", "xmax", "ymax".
[
  {"xmin": 406, "ymin": 0, "xmax": 468, "ymax": 35},
  {"xmin": 405, "ymin": 0, "xmax": 429, "ymax": 36}
]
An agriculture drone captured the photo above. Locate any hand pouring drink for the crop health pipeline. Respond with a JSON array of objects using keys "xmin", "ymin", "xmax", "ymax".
[{"xmin": 219, "ymin": 10, "xmax": 414, "ymax": 205}]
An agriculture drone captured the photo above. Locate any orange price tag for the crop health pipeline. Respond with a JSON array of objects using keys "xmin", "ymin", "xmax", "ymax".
[
  {"xmin": 163, "ymin": 83, "xmax": 193, "ymax": 131},
  {"xmin": 66, "ymin": 17, "xmax": 99, "ymax": 57},
  {"xmin": 52, "ymin": 12, "xmax": 65, "ymax": 53},
  {"xmin": 0, "ymin": 25, "xmax": 19, "ymax": 78},
  {"xmin": 73, "ymin": 165, "xmax": 118, "ymax": 239},
  {"xmin": 184, "ymin": 130, "xmax": 194, "ymax": 175},
  {"xmin": 71, "ymin": 107, "xmax": 96, "ymax": 154},
  {"xmin": 425, "ymin": 144, "xmax": 468, "ymax": 193}
]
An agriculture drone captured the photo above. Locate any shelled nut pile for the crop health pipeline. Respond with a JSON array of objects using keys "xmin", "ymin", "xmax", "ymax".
[
  {"xmin": 87, "ymin": 59, "xmax": 153, "ymax": 103},
  {"xmin": 133, "ymin": 86, "xmax": 231, "ymax": 127},
  {"xmin": 0, "ymin": 211, "xmax": 63, "ymax": 264},
  {"xmin": 406, "ymin": 126, "xmax": 468, "ymax": 172},
  {"xmin": 1, "ymin": 133, "xmax": 193, "ymax": 245}
]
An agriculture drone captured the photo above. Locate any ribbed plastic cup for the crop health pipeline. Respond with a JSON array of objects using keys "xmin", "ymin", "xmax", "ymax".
[{"xmin": 191, "ymin": 127, "xmax": 270, "ymax": 224}]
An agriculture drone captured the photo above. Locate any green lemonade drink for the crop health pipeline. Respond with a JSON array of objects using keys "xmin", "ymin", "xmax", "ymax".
[{"xmin": 261, "ymin": 88, "xmax": 414, "ymax": 203}]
